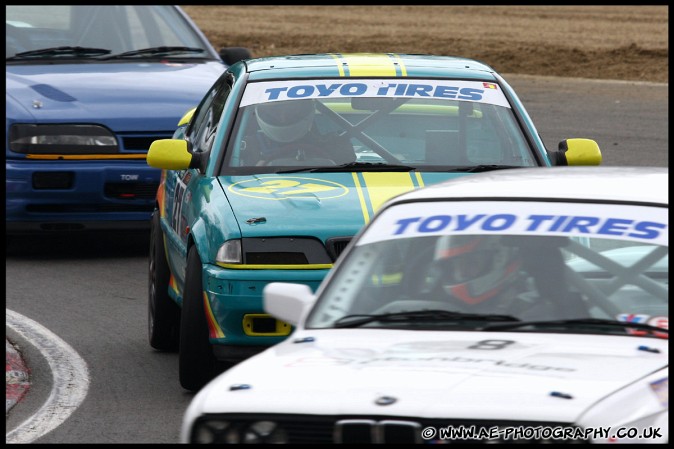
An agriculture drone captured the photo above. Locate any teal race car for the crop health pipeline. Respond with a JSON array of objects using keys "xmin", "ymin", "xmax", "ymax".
[{"xmin": 146, "ymin": 53, "xmax": 602, "ymax": 391}]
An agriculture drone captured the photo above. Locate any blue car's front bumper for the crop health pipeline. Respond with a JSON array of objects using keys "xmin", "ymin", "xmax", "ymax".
[{"xmin": 6, "ymin": 158, "xmax": 160, "ymax": 232}]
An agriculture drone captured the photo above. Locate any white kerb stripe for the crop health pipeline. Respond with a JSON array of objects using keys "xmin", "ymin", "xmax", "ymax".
[{"xmin": 6, "ymin": 309, "xmax": 90, "ymax": 444}]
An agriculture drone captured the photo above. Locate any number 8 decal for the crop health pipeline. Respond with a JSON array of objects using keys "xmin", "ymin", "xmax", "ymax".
[{"xmin": 468, "ymin": 340, "xmax": 515, "ymax": 350}]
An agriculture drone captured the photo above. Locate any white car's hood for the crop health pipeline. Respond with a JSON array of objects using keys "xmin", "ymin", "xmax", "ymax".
[{"xmin": 196, "ymin": 329, "xmax": 668, "ymax": 422}]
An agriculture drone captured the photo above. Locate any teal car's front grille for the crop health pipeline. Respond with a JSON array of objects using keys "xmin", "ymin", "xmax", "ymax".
[
  {"xmin": 327, "ymin": 237, "xmax": 352, "ymax": 261},
  {"xmin": 242, "ymin": 237, "xmax": 351, "ymax": 264}
]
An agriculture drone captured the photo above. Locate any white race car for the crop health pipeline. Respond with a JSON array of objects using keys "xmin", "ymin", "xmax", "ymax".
[{"xmin": 182, "ymin": 166, "xmax": 668, "ymax": 444}]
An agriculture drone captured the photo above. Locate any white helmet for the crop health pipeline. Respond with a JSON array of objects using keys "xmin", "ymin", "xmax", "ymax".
[
  {"xmin": 433, "ymin": 235, "xmax": 522, "ymax": 305},
  {"xmin": 255, "ymin": 100, "xmax": 315, "ymax": 143}
]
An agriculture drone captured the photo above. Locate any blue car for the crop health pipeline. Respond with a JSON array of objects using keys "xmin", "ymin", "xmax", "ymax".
[
  {"xmin": 5, "ymin": 5, "xmax": 250, "ymax": 233},
  {"xmin": 146, "ymin": 53, "xmax": 603, "ymax": 391}
]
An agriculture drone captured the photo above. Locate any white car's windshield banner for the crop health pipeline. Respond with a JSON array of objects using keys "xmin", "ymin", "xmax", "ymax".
[
  {"xmin": 240, "ymin": 79, "xmax": 511, "ymax": 108},
  {"xmin": 358, "ymin": 201, "xmax": 668, "ymax": 246}
]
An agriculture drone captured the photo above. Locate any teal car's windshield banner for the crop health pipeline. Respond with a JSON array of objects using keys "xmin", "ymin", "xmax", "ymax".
[
  {"xmin": 358, "ymin": 201, "xmax": 668, "ymax": 246},
  {"xmin": 240, "ymin": 79, "xmax": 511, "ymax": 108}
]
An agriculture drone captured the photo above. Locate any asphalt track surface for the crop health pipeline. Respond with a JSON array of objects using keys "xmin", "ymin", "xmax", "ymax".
[{"xmin": 5, "ymin": 74, "xmax": 668, "ymax": 443}]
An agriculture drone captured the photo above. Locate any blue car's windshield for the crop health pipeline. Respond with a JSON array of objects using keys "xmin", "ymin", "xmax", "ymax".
[{"xmin": 6, "ymin": 5, "xmax": 214, "ymax": 60}]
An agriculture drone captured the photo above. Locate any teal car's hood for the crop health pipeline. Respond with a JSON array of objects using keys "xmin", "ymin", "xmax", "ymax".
[{"xmin": 221, "ymin": 172, "xmax": 464, "ymax": 238}]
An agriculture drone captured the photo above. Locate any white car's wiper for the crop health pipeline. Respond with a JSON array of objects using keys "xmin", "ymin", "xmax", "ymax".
[
  {"xmin": 276, "ymin": 162, "xmax": 417, "ymax": 173},
  {"xmin": 102, "ymin": 46, "xmax": 205, "ymax": 59},
  {"xmin": 482, "ymin": 318, "xmax": 668, "ymax": 335},
  {"xmin": 333, "ymin": 309, "xmax": 520, "ymax": 328},
  {"xmin": 7, "ymin": 46, "xmax": 111, "ymax": 60},
  {"xmin": 448, "ymin": 164, "xmax": 521, "ymax": 173}
]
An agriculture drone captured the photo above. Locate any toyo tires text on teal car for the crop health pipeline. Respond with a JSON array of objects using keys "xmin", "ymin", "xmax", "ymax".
[
  {"xmin": 146, "ymin": 53, "xmax": 602, "ymax": 391},
  {"xmin": 6, "ymin": 5, "xmax": 250, "ymax": 233}
]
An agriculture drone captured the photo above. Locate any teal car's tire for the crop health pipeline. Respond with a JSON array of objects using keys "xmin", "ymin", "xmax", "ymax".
[
  {"xmin": 148, "ymin": 210, "xmax": 180, "ymax": 351},
  {"xmin": 179, "ymin": 245, "xmax": 218, "ymax": 391}
]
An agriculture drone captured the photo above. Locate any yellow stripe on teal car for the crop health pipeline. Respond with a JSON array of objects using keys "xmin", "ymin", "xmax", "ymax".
[
  {"xmin": 330, "ymin": 53, "xmax": 408, "ymax": 77},
  {"xmin": 216, "ymin": 263, "xmax": 333, "ymax": 270},
  {"xmin": 353, "ymin": 172, "xmax": 426, "ymax": 224}
]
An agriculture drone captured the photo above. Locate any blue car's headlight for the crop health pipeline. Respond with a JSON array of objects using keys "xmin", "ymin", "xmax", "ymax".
[{"xmin": 9, "ymin": 124, "xmax": 118, "ymax": 154}]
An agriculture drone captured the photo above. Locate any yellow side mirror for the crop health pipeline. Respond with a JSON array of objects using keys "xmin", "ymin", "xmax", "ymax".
[
  {"xmin": 147, "ymin": 139, "xmax": 192, "ymax": 170},
  {"xmin": 177, "ymin": 108, "xmax": 196, "ymax": 127},
  {"xmin": 554, "ymin": 138, "xmax": 602, "ymax": 166}
]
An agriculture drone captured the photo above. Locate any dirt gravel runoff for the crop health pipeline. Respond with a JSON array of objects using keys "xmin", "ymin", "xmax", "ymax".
[{"xmin": 183, "ymin": 5, "xmax": 668, "ymax": 84}]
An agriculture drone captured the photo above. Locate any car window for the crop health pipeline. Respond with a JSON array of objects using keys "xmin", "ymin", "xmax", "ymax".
[
  {"xmin": 222, "ymin": 79, "xmax": 536, "ymax": 173},
  {"xmin": 6, "ymin": 5, "xmax": 211, "ymax": 58},
  {"xmin": 187, "ymin": 76, "xmax": 232, "ymax": 154},
  {"xmin": 306, "ymin": 200, "xmax": 668, "ymax": 336}
]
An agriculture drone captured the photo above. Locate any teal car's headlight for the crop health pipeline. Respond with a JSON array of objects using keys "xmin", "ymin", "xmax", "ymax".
[
  {"xmin": 191, "ymin": 419, "xmax": 289, "ymax": 444},
  {"xmin": 214, "ymin": 237, "xmax": 338, "ymax": 268},
  {"xmin": 9, "ymin": 124, "xmax": 118, "ymax": 154},
  {"xmin": 216, "ymin": 240, "xmax": 243, "ymax": 264}
]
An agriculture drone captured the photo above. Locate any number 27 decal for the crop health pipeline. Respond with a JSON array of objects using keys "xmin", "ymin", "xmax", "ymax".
[
  {"xmin": 229, "ymin": 177, "xmax": 349, "ymax": 200},
  {"xmin": 244, "ymin": 179, "xmax": 334, "ymax": 195}
]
